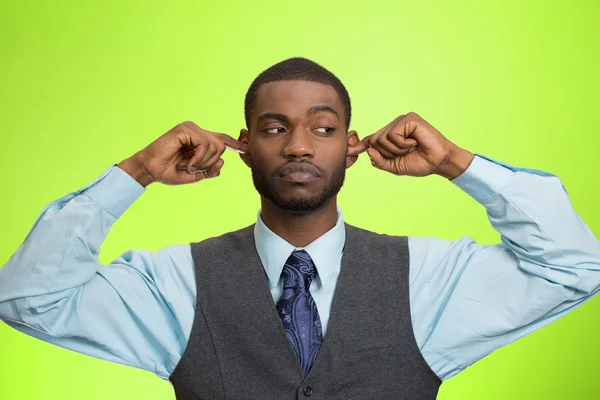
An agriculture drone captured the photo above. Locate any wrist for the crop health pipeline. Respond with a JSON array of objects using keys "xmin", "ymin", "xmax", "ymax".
[
  {"xmin": 435, "ymin": 145, "xmax": 475, "ymax": 180},
  {"xmin": 117, "ymin": 153, "xmax": 155, "ymax": 188}
]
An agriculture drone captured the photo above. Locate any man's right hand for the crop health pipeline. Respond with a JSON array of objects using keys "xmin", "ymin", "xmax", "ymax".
[{"xmin": 117, "ymin": 121, "xmax": 249, "ymax": 187}]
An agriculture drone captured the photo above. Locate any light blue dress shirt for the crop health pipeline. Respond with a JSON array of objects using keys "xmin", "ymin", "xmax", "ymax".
[{"xmin": 1, "ymin": 155, "xmax": 599, "ymax": 383}]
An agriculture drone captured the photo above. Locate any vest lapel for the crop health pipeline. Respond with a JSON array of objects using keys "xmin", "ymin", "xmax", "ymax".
[
  {"xmin": 301, "ymin": 222, "xmax": 359, "ymax": 380},
  {"xmin": 244, "ymin": 225, "xmax": 307, "ymax": 379}
]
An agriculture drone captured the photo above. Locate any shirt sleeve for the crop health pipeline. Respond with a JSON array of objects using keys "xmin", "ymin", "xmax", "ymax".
[
  {"xmin": 0, "ymin": 165, "xmax": 197, "ymax": 380},
  {"xmin": 408, "ymin": 154, "xmax": 600, "ymax": 381}
]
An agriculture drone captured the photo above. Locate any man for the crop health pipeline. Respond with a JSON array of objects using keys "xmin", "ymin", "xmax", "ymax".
[{"xmin": 0, "ymin": 57, "xmax": 599, "ymax": 399}]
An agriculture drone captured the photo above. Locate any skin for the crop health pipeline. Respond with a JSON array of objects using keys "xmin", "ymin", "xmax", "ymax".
[{"xmin": 117, "ymin": 80, "xmax": 475, "ymax": 248}]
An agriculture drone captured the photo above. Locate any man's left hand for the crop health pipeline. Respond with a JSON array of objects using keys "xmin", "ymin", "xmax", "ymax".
[{"xmin": 347, "ymin": 112, "xmax": 475, "ymax": 180}]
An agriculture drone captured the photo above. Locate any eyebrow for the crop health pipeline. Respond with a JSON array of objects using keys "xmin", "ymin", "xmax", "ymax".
[
  {"xmin": 257, "ymin": 106, "xmax": 339, "ymax": 124},
  {"xmin": 257, "ymin": 113, "xmax": 289, "ymax": 123},
  {"xmin": 307, "ymin": 105, "xmax": 338, "ymax": 118}
]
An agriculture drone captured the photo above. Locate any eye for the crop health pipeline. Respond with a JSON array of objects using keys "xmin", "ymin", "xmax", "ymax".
[
  {"xmin": 314, "ymin": 127, "xmax": 335, "ymax": 134},
  {"xmin": 264, "ymin": 127, "xmax": 286, "ymax": 134}
]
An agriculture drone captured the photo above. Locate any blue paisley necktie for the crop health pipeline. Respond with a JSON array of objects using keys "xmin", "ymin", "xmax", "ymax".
[{"xmin": 276, "ymin": 250, "xmax": 324, "ymax": 376}]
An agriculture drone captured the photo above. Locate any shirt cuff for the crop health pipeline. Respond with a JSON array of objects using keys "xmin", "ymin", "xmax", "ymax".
[
  {"xmin": 84, "ymin": 164, "xmax": 146, "ymax": 219},
  {"xmin": 450, "ymin": 154, "xmax": 515, "ymax": 205}
]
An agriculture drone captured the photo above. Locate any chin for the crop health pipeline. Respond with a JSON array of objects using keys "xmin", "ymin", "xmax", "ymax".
[{"xmin": 270, "ymin": 192, "xmax": 329, "ymax": 213}]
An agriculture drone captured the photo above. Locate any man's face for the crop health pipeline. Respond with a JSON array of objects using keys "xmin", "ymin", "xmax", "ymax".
[{"xmin": 240, "ymin": 80, "xmax": 358, "ymax": 213}]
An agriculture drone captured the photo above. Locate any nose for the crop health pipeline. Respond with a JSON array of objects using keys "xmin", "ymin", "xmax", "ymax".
[{"xmin": 282, "ymin": 127, "xmax": 315, "ymax": 159}]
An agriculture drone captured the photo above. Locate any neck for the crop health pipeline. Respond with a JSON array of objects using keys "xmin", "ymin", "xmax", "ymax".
[{"xmin": 259, "ymin": 197, "xmax": 338, "ymax": 248}]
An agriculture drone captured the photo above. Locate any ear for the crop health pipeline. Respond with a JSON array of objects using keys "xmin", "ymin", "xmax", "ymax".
[
  {"xmin": 238, "ymin": 129, "xmax": 253, "ymax": 168},
  {"xmin": 346, "ymin": 130, "xmax": 360, "ymax": 168}
]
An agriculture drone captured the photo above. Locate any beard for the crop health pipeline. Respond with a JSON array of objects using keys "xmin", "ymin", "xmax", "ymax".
[{"xmin": 251, "ymin": 159, "xmax": 346, "ymax": 212}]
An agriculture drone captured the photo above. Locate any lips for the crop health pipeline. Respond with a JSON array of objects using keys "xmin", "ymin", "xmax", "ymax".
[
  {"xmin": 278, "ymin": 162, "xmax": 322, "ymax": 183},
  {"xmin": 279, "ymin": 162, "xmax": 321, "ymax": 177}
]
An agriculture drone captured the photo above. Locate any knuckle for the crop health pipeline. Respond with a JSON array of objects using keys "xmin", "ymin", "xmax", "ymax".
[
  {"xmin": 183, "ymin": 120, "xmax": 200, "ymax": 128},
  {"xmin": 181, "ymin": 121, "xmax": 203, "ymax": 133},
  {"xmin": 178, "ymin": 121, "xmax": 192, "ymax": 131},
  {"xmin": 171, "ymin": 123, "xmax": 185, "ymax": 134}
]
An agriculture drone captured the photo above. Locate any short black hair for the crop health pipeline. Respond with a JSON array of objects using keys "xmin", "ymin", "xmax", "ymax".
[{"xmin": 244, "ymin": 57, "xmax": 351, "ymax": 130}]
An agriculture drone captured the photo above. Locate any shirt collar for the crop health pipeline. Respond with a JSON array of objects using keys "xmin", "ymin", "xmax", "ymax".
[{"xmin": 253, "ymin": 206, "xmax": 346, "ymax": 290}]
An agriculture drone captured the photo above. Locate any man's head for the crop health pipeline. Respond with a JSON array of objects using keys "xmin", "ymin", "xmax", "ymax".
[{"xmin": 239, "ymin": 57, "xmax": 360, "ymax": 213}]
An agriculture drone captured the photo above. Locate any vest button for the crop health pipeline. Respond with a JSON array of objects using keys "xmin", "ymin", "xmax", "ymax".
[{"xmin": 303, "ymin": 386, "xmax": 315, "ymax": 396}]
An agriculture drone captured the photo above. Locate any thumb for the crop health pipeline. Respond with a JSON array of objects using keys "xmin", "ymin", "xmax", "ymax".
[{"xmin": 367, "ymin": 147, "xmax": 386, "ymax": 169}]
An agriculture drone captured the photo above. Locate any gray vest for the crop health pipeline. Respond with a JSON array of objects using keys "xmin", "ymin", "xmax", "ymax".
[{"xmin": 169, "ymin": 223, "xmax": 441, "ymax": 399}]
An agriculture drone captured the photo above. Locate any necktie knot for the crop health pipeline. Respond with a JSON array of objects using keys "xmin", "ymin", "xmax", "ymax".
[{"xmin": 282, "ymin": 250, "xmax": 316, "ymax": 290}]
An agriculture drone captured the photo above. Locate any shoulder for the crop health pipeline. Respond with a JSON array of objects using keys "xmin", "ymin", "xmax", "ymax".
[
  {"xmin": 344, "ymin": 223, "xmax": 409, "ymax": 252},
  {"xmin": 190, "ymin": 224, "xmax": 256, "ymax": 249}
]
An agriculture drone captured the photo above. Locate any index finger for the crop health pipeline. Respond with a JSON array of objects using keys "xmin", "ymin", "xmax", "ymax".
[
  {"xmin": 212, "ymin": 132, "xmax": 250, "ymax": 154},
  {"xmin": 348, "ymin": 114, "xmax": 407, "ymax": 157},
  {"xmin": 347, "ymin": 135, "xmax": 371, "ymax": 157}
]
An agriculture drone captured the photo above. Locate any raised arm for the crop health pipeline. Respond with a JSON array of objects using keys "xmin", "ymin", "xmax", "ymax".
[
  {"xmin": 347, "ymin": 112, "xmax": 600, "ymax": 381},
  {"xmin": 409, "ymin": 155, "xmax": 600, "ymax": 380},
  {"xmin": 0, "ymin": 164, "xmax": 196, "ymax": 378},
  {"xmin": 0, "ymin": 121, "xmax": 247, "ymax": 379}
]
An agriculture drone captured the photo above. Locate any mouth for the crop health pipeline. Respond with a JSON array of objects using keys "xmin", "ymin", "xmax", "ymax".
[{"xmin": 279, "ymin": 163, "xmax": 322, "ymax": 183}]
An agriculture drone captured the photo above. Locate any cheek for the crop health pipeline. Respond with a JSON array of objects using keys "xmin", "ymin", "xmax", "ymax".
[
  {"xmin": 320, "ymin": 144, "xmax": 347, "ymax": 162},
  {"xmin": 249, "ymin": 149, "xmax": 276, "ymax": 172},
  {"xmin": 251, "ymin": 138, "xmax": 284, "ymax": 163}
]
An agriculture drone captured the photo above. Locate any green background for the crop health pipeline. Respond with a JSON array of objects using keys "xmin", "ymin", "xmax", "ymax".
[{"xmin": 1, "ymin": 0, "xmax": 599, "ymax": 398}]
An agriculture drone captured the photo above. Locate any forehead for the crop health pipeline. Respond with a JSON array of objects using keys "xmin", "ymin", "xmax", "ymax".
[{"xmin": 252, "ymin": 80, "xmax": 343, "ymax": 118}]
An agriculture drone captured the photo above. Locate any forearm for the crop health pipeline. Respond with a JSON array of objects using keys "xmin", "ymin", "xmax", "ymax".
[
  {"xmin": 0, "ymin": 198, "xmax": 110, "ymax": 327},
  {"xmin": 494, "ymin": 174, "xmax": 599, "ymax": 290},
  {"xmin": 0, "ymin": 166, "xmax": 144, "ymax": 323},
  {"xmin": 454, "ymin": 155, "xmax": 600, "ymax": 291}
]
